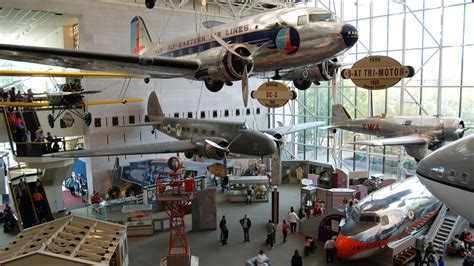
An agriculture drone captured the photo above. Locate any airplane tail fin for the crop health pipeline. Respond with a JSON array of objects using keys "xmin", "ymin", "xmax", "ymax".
[
  {"xmin": 148, "ymin": 91, "xmax": 164, "ymax": 119},
  {"xmin": 332, "ymin": 104, "xmax": 351, "ymax": 124},
  {"xmin": 131, "ymin": 16, "xmax": 152, "ymax": 55}
]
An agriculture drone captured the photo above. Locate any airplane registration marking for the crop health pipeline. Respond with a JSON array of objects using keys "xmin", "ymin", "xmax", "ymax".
[{"xmin": 362, "ymin": 123, "xmax": 380, "ymax": 132}]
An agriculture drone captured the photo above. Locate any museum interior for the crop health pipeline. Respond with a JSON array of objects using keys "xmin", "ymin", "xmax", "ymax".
[{"xmin": 0, "ymin": 0, "xmax": 473, "ymax": 265}]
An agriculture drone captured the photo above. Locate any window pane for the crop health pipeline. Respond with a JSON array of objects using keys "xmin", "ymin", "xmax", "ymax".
[
  {"xmin": 441, "ymin": 47, "xmax": 462, "ymax": 86},
  {"xmin": 441, "ymin": 87, "xmax": 460, "ymax": 117},
  {"xmin": 443, "ymin": 5, "xmax": 464, "ymax": 47}
]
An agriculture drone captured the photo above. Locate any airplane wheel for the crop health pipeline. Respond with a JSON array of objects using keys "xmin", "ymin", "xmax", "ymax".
[
  {"xmin": 48, "ymin": 114, "xmax": 55, "ymax": 128},
  {"xmin": 145, "ymin": 0, "xmax": 156, "ymax": 9},
  {"xmin": 204, "ymin": 79, "xmax": 224, "ymax": 92},
  {"xmin": 84, "ymin": 113, "xmax": 92, "ymax": 127},
  {"xmin": 293, "ymin": 79, "xmax": 312, "ymax": 90},
  {"xmin": 332, "ymin": 128, "xmax": 337, "ymax": 134},
  {"xmin": 144, "ymin": 78, "xmax": 150, "ymax": 84},
  {"xmin": 291, "ymin": 90, "xmax": 297, "ymax": 100},
  {"xmin": 251, "ymin": 91, "xmax": 256, "ymax": 99}
]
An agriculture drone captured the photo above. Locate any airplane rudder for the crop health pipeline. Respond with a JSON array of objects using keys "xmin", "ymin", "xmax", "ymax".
[
  {"xmin": 331, "ymin": 104, "xmax": 351, "ymax": 124},
  {"xmin": 131, "ymin": 16, "xmax": 152, "ymax": 55},
  {"xmin": 147, "ymin": 91, "xmax": 164, "ymax": 118}
]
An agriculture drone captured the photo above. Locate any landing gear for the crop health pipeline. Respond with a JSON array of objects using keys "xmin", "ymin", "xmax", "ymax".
[
  {"xmin": 48, "ymin": 114, "xmax": 55, "ymax": 128},
  {"xmin": 84, "ymin": 113, "xmax": 92, "ymax": 127},
  {"xmin": 145, "ymin": 0, "xmax": 156, "ymax": 9},
  {"xmin": 271, "ymin": 70, "xmax": 281, "ymax": 80},
  {"xmin": 144, "ymin": 77, "xmax": 150, "ymax": 84},
  {"xmin": 204, "ymin": 79, "xmax": 224, "ymax": 92},
  {"xmin": 293, "ymin": 79, "xmax": 312, "ymax": 90}
]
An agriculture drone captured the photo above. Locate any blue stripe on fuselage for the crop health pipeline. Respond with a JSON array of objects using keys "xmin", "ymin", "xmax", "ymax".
[{"xmin": 160, "ymin": 27, "xmax": 286, "ymax": 57}]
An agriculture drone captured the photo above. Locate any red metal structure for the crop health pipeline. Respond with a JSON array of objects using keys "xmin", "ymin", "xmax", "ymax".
[{"xmin": 156, "ymin": 157, "xmax": 195, "ymax": 257}]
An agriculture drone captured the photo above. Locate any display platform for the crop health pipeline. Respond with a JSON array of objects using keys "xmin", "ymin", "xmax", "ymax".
[{"xmin": 228, "ymin": 176, "xmax": 269, "ymax": 202}]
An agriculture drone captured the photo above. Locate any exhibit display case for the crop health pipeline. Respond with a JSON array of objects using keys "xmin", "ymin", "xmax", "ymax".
[
  {"xmin": 228, "ymin": 176, "xmax": 269, "ymax": 202},
  {"xmin": 122, "ymin": 204, "xmax": 154, "ymax": 236},
  {"xmin": 300, "ymin": 185, "xmax": 318, "ymax": 209}
]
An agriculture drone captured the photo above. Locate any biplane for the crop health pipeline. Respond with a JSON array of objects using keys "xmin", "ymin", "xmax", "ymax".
[{"xmin": 0, "ymin": 72, "xmax": 143, "ymax": 128}]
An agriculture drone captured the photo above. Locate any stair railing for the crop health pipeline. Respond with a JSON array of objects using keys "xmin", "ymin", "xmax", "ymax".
[{"xmin": 425, "ymin": 204, "xmax": 448, "ymax": 244}]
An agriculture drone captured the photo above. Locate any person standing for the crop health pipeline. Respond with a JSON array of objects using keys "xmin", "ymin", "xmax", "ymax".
[
  {"xmin": 282, "ymin": 219, "xmax": 289, "ymax": 243},
  {"xmin": 246, "ymin": 186, "xmax": 253, "ymax": 205},
  {"xmin": 324, "ymin": 236, "xmax": 337, "ymax": 264},
  {"xmin": 266, "ymin": 219, "xmax": 276, "ymax": 249},
  {"xmin": 291, "ymin": 249, "xmax": 303, "ymax": 266},
  {"xmin": 288, "ymin": 207, "xmax": 299, "ymax": 234},
  {"xmin": 438, "ymin": 255, "xmax": 445, "ymax": 266},
  {"xmin": 423, "ymin": 242, "xmax": 435, "ymax": 263},
  {"xmin": 239, "ymin": 214, "xmax": 252, "ymax": 242},
  {"xmin": 222, "ymin": 224, "xmax": 229, "ymax": 245},
  {"xmin": 219, "ymin": 215, "xmax": 227, "ymax": 243}
]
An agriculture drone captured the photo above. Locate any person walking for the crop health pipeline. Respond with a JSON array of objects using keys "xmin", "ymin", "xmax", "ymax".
[
  {"xmin": 239, "ymin": 214, "xmax": 252, "ymax": 242},
  {"xmin": 423, "ymin": 242, "xmax": 435, "ymax": 263},
  {"xmin": 246, "ymin": 186, "xmax": 253, "ymax": 205},
  {"xmin": 288, "ymin": 206, "xmax": 299, "ymax": 234},
  {"xmin": 219, "ymin": 215, "xmax": 227, "ymax": 243},
  {"xmin": 256, "ymin": 250, "xmax": 269, "ymax": 266},
  {"xmin": 282, "ymin": 219, "xmax": 289, "ymax": 243},
  {"xmin": 291, "ymin": 249, "xmax": 303, "ymax": 266},
  {"xmin": 266, "ymin": 219, "xmax": 276, "ymax": 249},
  {"xmin": 324, "ymin": 236, "xmax": 337, "ymax": 264}
]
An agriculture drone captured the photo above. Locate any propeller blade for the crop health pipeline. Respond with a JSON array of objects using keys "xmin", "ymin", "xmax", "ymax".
[
  {"xmin": 227, "ymin": 133, "xmax": 242, "ymax": 150},
  {"xmin": 242, "ymin": 66, "xmax": 249, "ymax": 107},
  {"xmin": 263, "ymin": 132, "xmax": 278, "ymax": 141},
  {"xmin": 250, "ymin": 40, "xmax": 272, "ymax": 58},
  {"xmin": 211, "ymin": 33, "xmax": 244, "ymax": 60},
  {"xmin": 205, "ymin": 139, "xmax": 226, "ymax": 150}
]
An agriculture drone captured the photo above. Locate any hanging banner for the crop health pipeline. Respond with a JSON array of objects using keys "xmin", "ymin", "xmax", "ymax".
[{"xmin": 341, "ymin": 55, "xmax": 414, "ymax": 90}]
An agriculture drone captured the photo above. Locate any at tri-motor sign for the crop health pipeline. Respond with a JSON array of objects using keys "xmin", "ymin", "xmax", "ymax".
[{"xmin": 341, "ymin": 55, "xmax": 414, "ymax": 90}]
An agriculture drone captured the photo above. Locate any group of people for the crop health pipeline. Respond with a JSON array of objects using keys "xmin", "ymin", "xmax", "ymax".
[
  {"xmin": 0, "ymin": 87, "xmax": 33, "ymax": 104},
  {"xmin": 65, "ymin": 176, "xmax": 88, "ymax": 202},
  {"xmin": 448, "ymin": 228, "xmax": 473, "ymax": 258}
]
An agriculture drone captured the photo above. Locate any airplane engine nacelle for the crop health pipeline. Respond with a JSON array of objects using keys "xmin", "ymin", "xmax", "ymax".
[
  {"xmin": 198, "ymin": 45, "xmax": 254, "ymax": 83},
  {"xmin": 443, "ymin": 118, "xmax": 465, "ymax": 141},
  {"xmin": 194, "ymin": 137, "xmax": 229, "ymax": 160},
  {"xmin": 281, "ymin": 59, "xmax": 336, "ymax": 90},
  {"xmin": 261, "ymin": 130, "xmax": 283, "ymax": 148}
]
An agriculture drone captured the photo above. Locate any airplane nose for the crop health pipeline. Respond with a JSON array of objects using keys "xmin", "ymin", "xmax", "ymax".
[{"xmin": 341, "ymin": 24, "xmax": 358, "ymax": 48}]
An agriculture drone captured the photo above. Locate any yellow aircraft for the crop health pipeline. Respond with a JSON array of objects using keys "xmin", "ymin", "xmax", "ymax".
[{"xmin": 0, "ymin": 70, "xmax": 143, "ymax": 128}]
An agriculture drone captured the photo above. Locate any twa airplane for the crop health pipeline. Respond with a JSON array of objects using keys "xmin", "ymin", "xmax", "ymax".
[
  {"xmin": 329, "ymin": 104, "xmax": 465, "ymax": 161},
  {"xmin": 0, "ymin": 7, "xmax": 358, "ymax": 106}
]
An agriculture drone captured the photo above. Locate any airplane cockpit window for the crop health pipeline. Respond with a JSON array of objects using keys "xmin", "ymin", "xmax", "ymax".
[
  {"xmin": 431, "ymin": 167, "xmax": 444, "ymax": 178},
  {"xmin": 448, "ymin": 169, "xmax": 456, "ymax": 181},
  {"xmin": 308, "ymin": 13, "xmax": 336, "ymax": 22},
  {"xmin": 359, "ymin": 214, "xmax": 380, "ymax": 223},
  {"xmin": 380, "ymin": 215, "xmax": 389, "ymax": 226},
  {"xmin": 237, "ymin": 124, "xmax": 249, "ymax": 130},
  {"xmin": 297, "ymin": 15, "xmax": 308, "ymax": 26},
  {"xmin": 461, "ymin": 172, "xmax": 469, "ymax": 184}
]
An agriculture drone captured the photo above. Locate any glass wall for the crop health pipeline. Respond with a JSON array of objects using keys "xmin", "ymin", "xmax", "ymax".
[{"xmin": 271, "ymin": 0, "xmax": 474, "ymax": 178}]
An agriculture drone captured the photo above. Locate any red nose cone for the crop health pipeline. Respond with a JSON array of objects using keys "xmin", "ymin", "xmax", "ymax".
[{"xmin": 335, "ymin": 234, "xmax": 356, "ymax": 259}]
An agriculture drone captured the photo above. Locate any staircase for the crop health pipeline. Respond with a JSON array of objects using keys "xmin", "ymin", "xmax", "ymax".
[
  {"xmin": 20, "ymin": 109, "xmax": 40, "ymax": 140},
  {"xmin": 10, "ymin": 182, "xmax": 40, "ymax": 229},
  {"xmin": 431, "ymin": 216, "xmax": 456, "ymax": 254},
  {"xmin": 393, "ymin": 246, "xmax": 420, "ymax": 266}
]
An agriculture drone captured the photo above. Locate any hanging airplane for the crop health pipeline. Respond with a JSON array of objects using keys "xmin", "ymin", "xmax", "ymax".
[
  {"xmin": 328, "ymin": 104, "xmax": 466, "ymax": 161},
  {"xmin": 416, "ymin": 134, "xmax": 474, "ymax": 223},
  {"xmin": 0, "ymin": 83, "xmax": 143, "ymax": 128},
  {"xmin": 335, "ymin": 176, "xmax": 442, "ymax": 260},
  {"xmin": 45, "ymin": 91, "xmax": 323, "ymax": 159},
  {"xmin": 0, "ymin": 7, "xmax": 358, "ymax": 107}
]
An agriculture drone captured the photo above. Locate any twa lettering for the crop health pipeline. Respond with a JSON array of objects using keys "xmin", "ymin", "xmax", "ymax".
[{"xmin": 362, "ymin": 123, "xmax": 380, "ymax": 132}]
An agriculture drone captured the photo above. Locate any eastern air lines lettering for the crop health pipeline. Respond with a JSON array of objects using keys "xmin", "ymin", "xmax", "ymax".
[{"xmin": 362, "ymin": 123, "xmax": 380, "ymax": 132}]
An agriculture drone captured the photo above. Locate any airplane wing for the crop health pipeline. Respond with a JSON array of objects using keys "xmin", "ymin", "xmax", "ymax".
[
  {"xmin": 0, "ymin": 44, "xmax": 200, "ymax": 78},
  {"xmin": 45, "ymin": 140, "xmax": 197, "ymax": 158},
  {"xmin": 351, "ymin": 135, "xmax": 433, "ymax": 146},
  {"xmin": 83, "ymin": 98, "xmax": 143, "ymax": 105},
  {"xmin": 270, "ymin": 121, "xmax": 325, "ymax": 135},
  {"xmin": 0, "ymin": 102, "xmax": 49, "ymax": 108},
  {"xmin": 0, "ymin": 70, "xmax": 145, "ymax": 78}
]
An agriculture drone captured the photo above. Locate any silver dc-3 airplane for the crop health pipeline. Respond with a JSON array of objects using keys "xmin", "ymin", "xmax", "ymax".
[
  {"xmin": 0, "ymin": 7, "xmax": 358, "ymax": 107},
  {"xmin": 416, "ymin": 134, "xmax": 474, "ymax": 223},
  {"xmin": 329, "ymin": 104, "xmax": 466, "ymax": 161},
  {"xmin": 47, "ymin": 91, "xmax": 323, "ymax": 159}
]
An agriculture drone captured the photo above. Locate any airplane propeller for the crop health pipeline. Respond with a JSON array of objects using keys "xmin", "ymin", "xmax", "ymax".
[
  {"xmin": 211, "ymin": 33, "xmax": 271, "ymax": 107},
  {"xmin": 205, "ymin": 134, "xmax": 242, "ymax": 176}
]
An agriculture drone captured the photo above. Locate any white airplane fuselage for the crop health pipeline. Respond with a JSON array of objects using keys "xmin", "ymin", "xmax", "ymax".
[
  {"xmin": 416, "ymin": 135, "xmax": 474, "ymax": 223},
  {"xmin": 137, "ymin": 7, "xmax": 358, "ymax": 80}
]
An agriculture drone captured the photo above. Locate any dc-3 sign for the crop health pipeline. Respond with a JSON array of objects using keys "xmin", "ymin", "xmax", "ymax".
[
  {"xmin": 341, "ymin": 56, "xmax": 415, "ymax": 90},
  {"xmin": 250, "ymin": 81, "xmax": 297, "ymax": 108}
]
